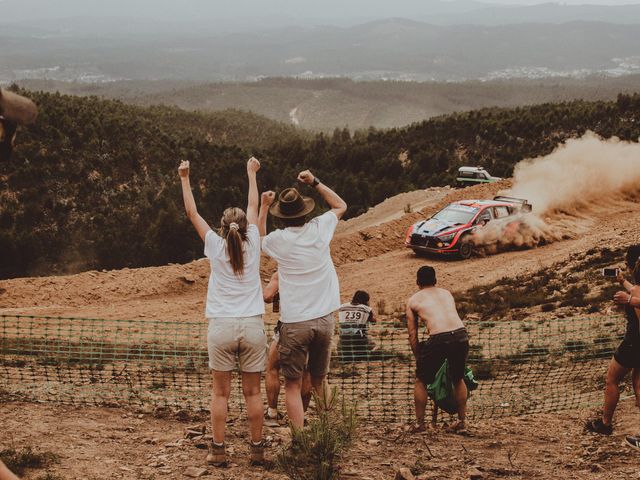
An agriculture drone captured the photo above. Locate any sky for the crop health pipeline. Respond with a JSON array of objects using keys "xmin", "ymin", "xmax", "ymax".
[{"xmin": 2, "ymin": 0, "xmax": 640, "ymax": 24}]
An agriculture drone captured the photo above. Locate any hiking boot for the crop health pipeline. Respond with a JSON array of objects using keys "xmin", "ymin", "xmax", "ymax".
[
  {"xmin": 408, "ymin": 422, "xmax": 426, "ymax": 434},
  {"xmin": 249, "ymin": 440, "xmax": 265, "ymax": 466},
  {"xmin": 264, "ymin": 409, "xmax": 284, "ymax": 427},
  {"xmin": 585, "ymin": 418, "xmax": 613, "ymax": 436},
  {"xmin": 625, "ymin": 434, "xmax": 640, "ymax": 450},
  {"xmin": 206, "ymin": 442, "xmax": 227, "ymax": 467}
]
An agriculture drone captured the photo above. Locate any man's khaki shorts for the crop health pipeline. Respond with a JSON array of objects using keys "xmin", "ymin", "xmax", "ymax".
[
  {"xmin": 278, "ymin": 313, "xmax": 335, "ymax": 380},
  {"xmin": 207, "ymin": 315, "xmax": 267, "ymax": 372}
]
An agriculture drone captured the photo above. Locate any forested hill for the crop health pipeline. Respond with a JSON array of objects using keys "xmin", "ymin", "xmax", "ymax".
[{"xmin": 2, "ymin": 89, "xmax": 640, "ymax": 279}]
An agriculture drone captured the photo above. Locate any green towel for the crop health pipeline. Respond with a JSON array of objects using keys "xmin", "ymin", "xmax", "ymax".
[{"xmin": 426, "ymin": 359, "xmax": 479, "ymax": 415}]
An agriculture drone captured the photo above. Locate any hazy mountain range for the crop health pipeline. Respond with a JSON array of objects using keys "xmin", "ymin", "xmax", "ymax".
[
  {"xmin": 2, "ymin": 18, "xmax": 640, "ymax": 83},
  {"xmin": 3, "ymin": 1, "xmax": 640, "ymax": 28}
]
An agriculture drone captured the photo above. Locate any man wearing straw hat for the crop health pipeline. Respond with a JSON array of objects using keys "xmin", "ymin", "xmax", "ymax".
[
  {"xmin": 0, "ymin": 88, "xmax": 38, "ymax": 161},
  {"xmin": 262, "ymin": 170, "xmax": 347, "ymax": 429}
]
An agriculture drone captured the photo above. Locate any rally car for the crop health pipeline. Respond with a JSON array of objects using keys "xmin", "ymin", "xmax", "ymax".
[{"xmin": 405, "ymin": 196, "xmax": 532, "ymax": 259}]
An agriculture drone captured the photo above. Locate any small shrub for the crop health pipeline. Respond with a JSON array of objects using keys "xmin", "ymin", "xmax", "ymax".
[
  {"xmin": 593, "ymin": 335, "xmax": 613, "ymax": 346},
  {"xmin": 522, "ymin": 344, "xmax": 550, "ymax": 357},
  {"xmin": 467, "ymin": 344, "xmax": 484, "ymax": 362},
  {"xmin": 377, "ymin": 299, "xmax": 387, "ymax": 316},
  {"xmin": 392, "ymin": 317, "xmax": 407, "ymax": 329},
  {"xmin": 404, "ymin": 203, "xmax": 412, "ymax": 214},
  {"xmin": 332, "ymin": 364, "xmax": 360, "ymax": 379},
  {"xmin": 471, "ymin": 360, "xmax": 496, "ymax": 380},
  {"xmin": 559, "ymin": 285, "xmax": 590, "ymax": 308},
  {"xmin": 479, "ymin": 321, "xmax": 496, "ymax": 330},
  {"xmin": 277, "ymin": 388, "xmax": 357, "ymax": 480},
  {"xmin": 37, "ymin": 474, "xmax": 66, "ymax": 480},
  {"xmin": 500, "ymin": 290, "xmax": 549, "ymax": 310},
  {"xmin": 541, "ymin": 303, "xmax": 556, "ymax": 312},
  {"xmin": 0, "ymin": 447, "xmax": 58, "ymax": 476},
  {"xmin": 411, "ymin": 458, "xmax": 429, "ymax": 475},
  {"xmin": 563, "ymin": 340, "xmax": 587, "ymax": 353}
]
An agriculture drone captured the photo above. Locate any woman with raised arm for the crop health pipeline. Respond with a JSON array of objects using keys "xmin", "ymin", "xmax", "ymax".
[
  {"xmin": 178, "ymin": 157, "xmax": 274, "ymax": 468},
  {"xmin": 587, "ymin": 245, "xmax": 640, "ymax": 446}
]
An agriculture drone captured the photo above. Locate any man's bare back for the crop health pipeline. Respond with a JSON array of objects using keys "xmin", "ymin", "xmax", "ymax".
[{"xmin": 407, "ymin": 286, "xmax": 464, "ymax": 336}]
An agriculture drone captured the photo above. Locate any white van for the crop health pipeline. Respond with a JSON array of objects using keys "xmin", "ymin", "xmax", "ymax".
[{"xmin": 456, "ymin": 166, "xmax": 501, "ymax": 187}]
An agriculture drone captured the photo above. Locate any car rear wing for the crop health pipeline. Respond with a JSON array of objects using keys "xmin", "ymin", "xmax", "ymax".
[{"xmin": 493, "ymin": 196, "xmax": 533, "ymax": 212}]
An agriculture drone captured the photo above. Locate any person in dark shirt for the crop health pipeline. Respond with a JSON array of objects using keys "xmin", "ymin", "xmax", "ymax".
[{"xmin": 587, "ymin": 245, "xmax": 640, "ymax": 444}]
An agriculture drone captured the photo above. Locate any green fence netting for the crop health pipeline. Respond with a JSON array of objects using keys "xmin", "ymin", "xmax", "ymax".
[{"xmin": 0, "ymin": 314, "xmax": 626, "ymax": 422}]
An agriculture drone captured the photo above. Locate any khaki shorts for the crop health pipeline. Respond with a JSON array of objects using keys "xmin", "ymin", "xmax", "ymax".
[
  {"xmin": 278, "ymin": 313, "xmax": 335, "ymax": 380},
  {"xmin": 207, "ymin": 315, "xmax": 267, "ymax": 372}
]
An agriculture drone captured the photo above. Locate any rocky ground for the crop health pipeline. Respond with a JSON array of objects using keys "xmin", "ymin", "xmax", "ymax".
[{"xmin": 2, "ymin": 399, "xmax": 640, "ymax": 479}]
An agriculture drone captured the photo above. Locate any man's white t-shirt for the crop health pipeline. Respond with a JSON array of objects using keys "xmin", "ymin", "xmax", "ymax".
[
  {"xmin": 204, "ymin": 224, "xmax": 265, "ymax": 318},
  {"xmin": 262, "ymin": 211, "xmax": 340, "ymax": 323}
]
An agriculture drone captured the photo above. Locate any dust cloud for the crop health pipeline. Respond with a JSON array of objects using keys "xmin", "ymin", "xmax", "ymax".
[{"xmin": 471, "ymin": 131, "xmax": 640, "ymax": 253}]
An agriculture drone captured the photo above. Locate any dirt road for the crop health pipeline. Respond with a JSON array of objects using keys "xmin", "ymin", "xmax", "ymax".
[{"xmin": 2, "ymin": 400, "xmax": 639, "ymax": 479}]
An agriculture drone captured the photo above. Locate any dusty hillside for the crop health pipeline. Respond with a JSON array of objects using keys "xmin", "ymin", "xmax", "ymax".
[
  {"xmin": 335, "ymin": 187, "xmax": 451, "ymax": 235},
  {"xmin": 1, "ymin": 177, "xmax": 637, "ymax": 325}
]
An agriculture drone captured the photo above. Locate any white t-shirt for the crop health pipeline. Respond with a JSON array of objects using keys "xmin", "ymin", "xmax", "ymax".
[
  {"xmin": 262, "ymin": 211, "xmax": 340, "ymax": 323},
  {"xmin": 204, "ymin": 224, "xmax": 265, "ymax": 318}
]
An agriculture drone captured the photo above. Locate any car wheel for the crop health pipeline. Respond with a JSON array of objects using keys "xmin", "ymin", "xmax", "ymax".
[{"xmin": 458, "ymin": 238, "xmax": 474, "ymax": 259}]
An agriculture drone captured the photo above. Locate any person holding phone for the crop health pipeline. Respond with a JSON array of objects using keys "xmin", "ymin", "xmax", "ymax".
[{"xmin": 587, "ymin": 245, "xmax": 640, "ymax": 445}]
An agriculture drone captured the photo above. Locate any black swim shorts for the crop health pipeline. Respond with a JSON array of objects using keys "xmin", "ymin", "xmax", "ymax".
[
  {"xmin": 614, "ymin": 339, "xmax": 640, "ymax": 370},
  {"xmin": 416, "ymin": 327, "xmax": 469, "ymax": 386}
]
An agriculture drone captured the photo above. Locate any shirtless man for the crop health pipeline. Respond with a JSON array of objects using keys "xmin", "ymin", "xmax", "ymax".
[{"xmin": 406, "ymin": 266, "xmax": 469, "ymax": 432}]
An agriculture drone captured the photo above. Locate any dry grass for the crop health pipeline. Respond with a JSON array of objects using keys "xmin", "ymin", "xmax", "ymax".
[{"xmin": 457, "ymin": 246, "xmax": 627, "ymax": 322}]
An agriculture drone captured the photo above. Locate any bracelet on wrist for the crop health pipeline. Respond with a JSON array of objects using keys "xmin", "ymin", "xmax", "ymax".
[
  {"xmin": 312, "ymin": 177, "xmax": 320, "ymax": 187},
  {"xmin": 628, "ymin": 295, "xmax": 633, "ymax": 305}
]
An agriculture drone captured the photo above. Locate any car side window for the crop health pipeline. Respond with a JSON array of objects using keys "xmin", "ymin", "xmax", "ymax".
[
  {"xmin": 494, "ymin": 206, "xmax": 510, "ymax": 219},
  {"xmin": 475, "ymin": 210, "xmax": 492, "ymax": 224}
]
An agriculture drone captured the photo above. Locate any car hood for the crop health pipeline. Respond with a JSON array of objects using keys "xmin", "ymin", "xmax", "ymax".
[{"xmin": 413, "ymin": 218, "xmax": 464, "ymax": 237}]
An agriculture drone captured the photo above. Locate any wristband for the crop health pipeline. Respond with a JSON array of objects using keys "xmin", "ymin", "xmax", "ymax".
[
  {"xmin": 629, "ymin": 295, "xmax": 634, "ymax": 305},
  {"xmin": 312, "ymin": 177, "xmax": 320, "ymax": 187}
]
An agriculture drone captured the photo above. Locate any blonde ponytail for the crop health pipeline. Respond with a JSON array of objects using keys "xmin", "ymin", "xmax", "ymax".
[{"xmin": 220, "ymin": 208, "xmax": 248, "ymax": 276}]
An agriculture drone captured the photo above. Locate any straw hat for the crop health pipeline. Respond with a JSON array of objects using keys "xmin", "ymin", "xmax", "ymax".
[{"xmin": 0, "ymin": 89, "xmax": 38, "ymax": 125}]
